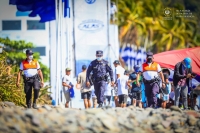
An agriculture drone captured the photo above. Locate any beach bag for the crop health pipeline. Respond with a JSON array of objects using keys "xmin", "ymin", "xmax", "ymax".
[{"xmin": 69, "ymin": 82, "xmax": 75, "ymax": 98}]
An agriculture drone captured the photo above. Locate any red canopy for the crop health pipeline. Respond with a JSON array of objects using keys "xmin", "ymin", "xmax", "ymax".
[{"xmin": 153, "ymin": 47, "xmax": 200, "ymax": 75}]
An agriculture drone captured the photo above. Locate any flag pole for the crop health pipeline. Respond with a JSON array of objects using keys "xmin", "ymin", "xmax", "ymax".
[
  {"xmin": 55, "ymin": 0, "xmax": 58, "ymax": 106},
  {"xmin": 58, "ymin": 0, "xmax": 63, "ymax": 105}
]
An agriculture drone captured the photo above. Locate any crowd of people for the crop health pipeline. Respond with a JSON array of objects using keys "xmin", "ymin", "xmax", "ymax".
[
  {"xmin": 61, "ymin": 50, "xmax": 199, "ymax": 111},
  {"xmin": 16, "ymin": 49, "xmax": 199, "ymax": 111}
]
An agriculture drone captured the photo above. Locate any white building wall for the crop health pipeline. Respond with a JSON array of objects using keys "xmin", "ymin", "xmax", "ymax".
[{"xmin": 0, "ymin": 0, "xmax": 50, "ymax": 68}]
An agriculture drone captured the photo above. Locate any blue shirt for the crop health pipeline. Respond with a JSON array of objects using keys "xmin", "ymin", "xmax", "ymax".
[{"xmin": 162, "ymin": 83, "xmax": 171, "ymax": 95}]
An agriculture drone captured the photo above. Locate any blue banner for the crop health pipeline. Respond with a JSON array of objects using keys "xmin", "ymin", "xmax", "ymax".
[
  {"xmin": 9, "ymin": 0, "xmax": 70, "ymax": 22},
  {"xmin": 120, "ymin": 45, "xmax": 146, "ymax": 70}
]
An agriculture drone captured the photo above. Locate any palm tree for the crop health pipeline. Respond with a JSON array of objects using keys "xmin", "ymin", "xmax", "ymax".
[
  {"xmin": 117, "ymin": 0, "xmax": 147, "ymax": 47},
  {"xmin": 117, "ymin": 0, "xmax": 200, "ymax": 53}
]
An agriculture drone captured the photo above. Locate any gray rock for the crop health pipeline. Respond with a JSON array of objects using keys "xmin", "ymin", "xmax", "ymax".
[
  {"xmin": 170, "ymin": 106, "xmax": 183, "ymax": 113},
  {"xmin": 162, "ymin": 121, "xmax": 171, "ymax": 128},
  {"xmin": 31, "ymin": 116, "xmax": 41, "ymax": 126},
  {"xmin": 197, "ymin": 120, "xmax": 200, "ymax": 128},
  {"xmin": 174, "ymin": 128, "xmax": 187, "ymax": 133},
  {"xmin": 96, "ymin": 112, "xmax": 120, "ymax": 132},
  {"xmin": 42, "ymin": 105, "xmax": 52, "ymax": 111},
  {"xmin": 85, "ymin": 108, "xmax": 103, "ymax": 114},
  {"xmin": 170, "ymin": 120, "xmax": 180, "ymax": 129},
  {"xmin": 188, "ymin": 115, "xmax": 197, "ymax": 126},
  {"xmin": 0, "ymin": 101, "xmax": 200, "ymax": 133},
  {"xmin": 3, "ymin": 101, "xmax": 15, "ymax": 107}
]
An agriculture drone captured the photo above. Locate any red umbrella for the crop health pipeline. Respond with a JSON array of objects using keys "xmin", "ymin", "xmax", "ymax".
[{"xmin": 153, "ymin": 47, "xmax": 200, "ymax": 75}]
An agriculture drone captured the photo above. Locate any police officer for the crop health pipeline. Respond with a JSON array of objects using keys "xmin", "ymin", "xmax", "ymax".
[
  {"xmin": 86, "ymin": 50, "xmax": 114, "ymax": 107},
  {"xmin": 136, "ymin": 52, "xmax": 165, "ymax": 108},
  {"xmin": 16, "ymin": 50, "xmax": 44, "ymax": 109}
]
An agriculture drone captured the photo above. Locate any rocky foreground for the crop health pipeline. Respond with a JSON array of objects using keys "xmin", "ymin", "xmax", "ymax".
[{"xmin": 0, "ymin": 102, "xmax": 200, "ymax": 133}]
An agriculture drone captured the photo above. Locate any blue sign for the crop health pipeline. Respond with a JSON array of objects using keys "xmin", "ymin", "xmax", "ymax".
[
  {"xmin": 78, "ymin": 19, "xmax": 104, "ymax": 32},
  {"xmin": 85, "ymin": 0, "xmax": 96, "ymax": 4}
]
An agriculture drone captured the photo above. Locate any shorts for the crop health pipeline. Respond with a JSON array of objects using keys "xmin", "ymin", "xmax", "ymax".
[
  {"xmin": 104, "ymin": 96, "xmax": 111, "ymax": 102},
  {"xmin": 161, "ymin": 94, "xmax": 169, "ymax": 101},
  {"xmin": 81, "ymin": 91, "xmax": 91, "ymax": 99},
  {"xmin": 118, "ymin": 94, "xmax": 128, "ymax": 104},
  {"xmin": 130, "ymin": 91, "xmax": 141, "ymax": 101},
  {"xmin": 64, "ymin": 91, "xmax": 71, "ymax": 102}
]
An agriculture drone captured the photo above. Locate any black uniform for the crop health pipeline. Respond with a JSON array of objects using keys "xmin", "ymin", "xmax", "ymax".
[{"xmin": 86, "ymin": 50, "xmax": 114, "ymax": 106}]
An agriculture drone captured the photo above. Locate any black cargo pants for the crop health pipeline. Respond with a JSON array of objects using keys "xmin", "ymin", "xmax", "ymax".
[{"xmin": 24, "ymin": 78, "xmax": 41, "ymax": 106}]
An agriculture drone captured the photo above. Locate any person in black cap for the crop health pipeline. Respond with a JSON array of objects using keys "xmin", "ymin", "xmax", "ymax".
[
  {"xmin": 86, "ymin": 50, "xmax": 114, "ymax": 107},
  {"xmin": 76, "ymin": 65, "xmax": 92, "ymax": 109},
  {"xmin": 136, "ymin": 52, "xmax": 165, "ymax": 108},
  {"xmin": 113, "ymin": 60, "xmax": 125, "ymax": 107},
  {"xmin": 16, "ymin": 49, "xmax": 44, "ymax": 109}
]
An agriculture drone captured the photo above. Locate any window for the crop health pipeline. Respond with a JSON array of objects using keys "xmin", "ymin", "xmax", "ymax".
[
  {"xmin": 32, "ymin": 47, "xmax": 46, "ymax": 56},
  {"xmin": 27, "ymin": 20, "xmax": 45, "ymax": 30},
  {"xmin": 2, "ymin": 20, "xmax": 21, "ymax": 30}
]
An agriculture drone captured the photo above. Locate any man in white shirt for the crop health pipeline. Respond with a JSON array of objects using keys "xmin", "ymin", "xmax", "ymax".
[
  {"xmin": 117, "ymin": 70, "xmax": 130, "ymax": 108},
  {"xmin": 16, "ymin": 50, "xmax": 44, "ymax": 109},
  {"xmin": 137, "ymin": 52, "xmax": 165, "ymax": 108},
  {"xmin": 76, "ymin": 65, "xmax": 92, "ymax": 109},
  {"xmin": 113, "ymin": 60, "xmax": 125, "ymax": 107},
  {"xmin": 62, "ymin": 68, "xmax": 73, "ymax": 108}
]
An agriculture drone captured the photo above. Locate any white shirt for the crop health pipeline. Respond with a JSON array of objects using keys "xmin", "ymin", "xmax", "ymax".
[
  {"xmin": 20, "ymin": 60, "xmax": 40, "ymax": 77},
  {"xmin": 139, "ymin": 63, "xmax": 161, "ymax": 80},
  {"xmin": 104, "ymin": 83, "xmax": 112, "ymax": 96},
  {"xmin": 117, "ymin": 75, "xmax": 129, "ymax": 95},
  {"xmin": 115, "ymin": 65, "xmax": 125, "ymax": 81},
  {"xmin": 110, "ymin": 4, "xmax": 117, "ymax": 14},
  {"xmin": 62, "ymin": 75, "xmax": 72, "ymax": 92}
]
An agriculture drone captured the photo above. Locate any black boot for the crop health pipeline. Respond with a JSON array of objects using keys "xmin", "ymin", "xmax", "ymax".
[
  {"xmin": 27, "ymin": 104, "xmax": 31, "ymax": 108},
  {"xmin": 98, "ymin": 103, "xmax": 103, "ymax": 108},
  {"xmin": 32, "ymin": 99, "xmax": 38, "ymax": 109},
  {"xmin": 32, "ymin": 103, "xmax": 38, "ymax": 109}
]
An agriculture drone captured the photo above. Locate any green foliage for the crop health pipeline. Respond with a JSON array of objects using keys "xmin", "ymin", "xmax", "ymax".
[
  {"xmin": 0, "ymin": 52, "xmax": 51, "ymax": 106},
  {"xmin": 0, "ymin": 37, "xmax": 49, "ymax": 82},
  {"xmin": 117, "ymin": 0, "xmax": 200, "ymax": 53}
]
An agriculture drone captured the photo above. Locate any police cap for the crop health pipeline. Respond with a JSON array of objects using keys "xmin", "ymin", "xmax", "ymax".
[
  {"xmin": 113, "ymin": 60, "xmax": 120, "ymax": 64},
  {"xmin": 96, "ymin": 50, "xmax": 103, "ymax": 56},
  {"xmin": 146, "ymin": 51, "xmax": 153, "ymax": 58},
  {"xmin": 26, "ymin": 49, "xmax": 34, "ymax": 55}
]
